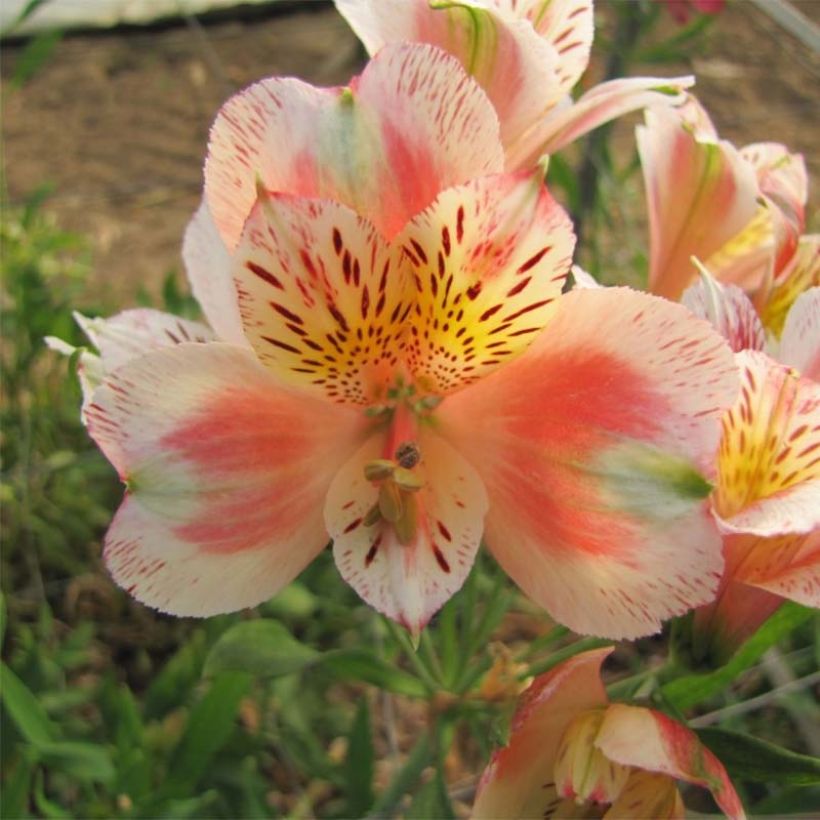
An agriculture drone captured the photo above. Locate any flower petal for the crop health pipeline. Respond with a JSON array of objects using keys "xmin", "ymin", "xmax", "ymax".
[
  {"xmin": 714, "ymin": 350, "xmax": 820, "ymax": 536},
  {"xmin": 681, "ymin": 273, "xmax": 766, "ymax": 353},
  {"xmin": 473, "ymin": 647, "xmax": 613, "ymax": 820},
  {"xmin": 693, "ymin": 573, "xmax": 784, "ymax": 661},
  {"xmin": 729, "ymin": 530, "xmax": 820, "ymax": 608},
  {"xmin": 397, "ymin": 170, "xmax": 574, "ymax": 394},
  {"xmin": 182, "ymin": 201, "xmax": 249, "ymax": 346},
  {"xmin": 336, "ymin": 0, "xmax": 563, "ymax": 158},
  {"xmin": 596, "ymin": 704, "xmax": 746, "ymax": 820},
  {"xmin": 760, "ymin": 235, "xmax": 820, "ymax": 338},
  {"xmin": 325, "ymin": 426, "xmax": 488, "ymax": 635},
  {"xmin": 205, "ymin": 42, "xmax": 504, "ymax": 248},
  {"xmin": 85, "ymin": 343, "xmax": 367, "ymax": 615},
  {"xmin": 638, "ymin": 104, "xmax": 759, "ymax": 300},
  {"xmin": 75, "ymin": 308, "xmax": 215, "ymax": 372},
  {"xmin": 510, "ymin": 75, "xmax": 695, "ymax": 168},
  {"xmin": 500, "ymin": 0, "xmax": 594, "ymax": 96},
  {"xmin": 233, "ymin": 192, "xmax": 411, "ymax": 405},
  {"xmin": 741, "ymin": 142, "xmax": 807, "ymax": 274},
  {"xmin": 438, "ymin": 288, "xmax": 738, "ymax": 638},
  {"xmin": 604, "ymin": 770, "xmax": 684, "ymax": 819},
  {"xmin": 778, "ymin": 286, "xmax": 820, "ymax": 380}
]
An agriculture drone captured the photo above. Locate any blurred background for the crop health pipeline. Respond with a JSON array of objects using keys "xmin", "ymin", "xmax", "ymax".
[{"xmin": 1, "ymin": 1, "xmax": 819, "ymax": 817}]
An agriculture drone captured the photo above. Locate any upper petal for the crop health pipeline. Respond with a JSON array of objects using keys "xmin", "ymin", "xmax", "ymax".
[
  {"xmin": 714, "ymin": 350, "xmax": 820, "ymax": 536},
  {"xmin": 182, "ymin": 201, "xmax": 249, "ymax": 347},
  {"xmin": 638, "ymin": 103, "xmax": 759, "ymax": 300},
  {"xmin": 336, "ymin": 0, "xmax": 564, "ymax": 157},
  {"xmin": 760, "ymin": 235, "xmax": 820, "ymax": 338},
  {"xmin": 681, "ymin": 272, "xmax": 766, "ymax": 354},
  {"xmin": 777, "ymin": 286, "xmax": 820, "ymax": 380},
  {"xmin": 741, "ymin": 142, "xmax": 807, "ymax": 274},
  {"xmin": 473, "ymin": 647, "xmax": 613, "ymax": 820},
  {"xmin": 233, "ymin": 192, "xmax": 411, "ymax": 405},
  {"xmin": 510, "ymin": 75, "xmax": 695, "ymax": 168},
  {"xmin": 596, "ymin": 704, "xmax": 746, "ymax": 820},
  {"xmin": 325, "ymin": 424, "xmax": 488, "ymax": 635},
  {"xmin": 205, "ymin": 42, "xmax": 504, "ymax": 249},
  {"xmin": 437, "ymin": 288, "xmax": 739, "ymax": 638},
  {"xmin": 84, "ymin": 343, "xmax": 368, "ymax": 615},
  {"xmin": 397, "ymin": 170, "xmax": 574, "ymax": 395}
]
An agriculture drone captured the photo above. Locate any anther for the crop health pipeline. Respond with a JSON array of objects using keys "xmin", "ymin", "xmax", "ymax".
[{"xmin": 395, "ymin": 441, "xmax": 421, "ymax": 469}]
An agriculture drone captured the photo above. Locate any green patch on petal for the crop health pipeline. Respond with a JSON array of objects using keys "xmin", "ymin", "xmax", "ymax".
[{"xmin": 593, "ymin": 442, "xmax": 712, "ymax": 520}]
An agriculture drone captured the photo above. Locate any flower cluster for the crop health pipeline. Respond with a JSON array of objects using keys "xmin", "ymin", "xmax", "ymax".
[{"xmin": 50, "ymin": 3, "xmax": 817, "ymax": 814}]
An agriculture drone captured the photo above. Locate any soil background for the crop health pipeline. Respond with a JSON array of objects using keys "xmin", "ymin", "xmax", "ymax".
[{"xmin": 2, "ymin": 0, "xmax": 819, "ymax": 302}]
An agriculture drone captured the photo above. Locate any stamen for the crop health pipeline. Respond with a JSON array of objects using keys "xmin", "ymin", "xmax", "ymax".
[{"xmin": 395, "ymin": 441, "xmax": 421, "ymax": 469}]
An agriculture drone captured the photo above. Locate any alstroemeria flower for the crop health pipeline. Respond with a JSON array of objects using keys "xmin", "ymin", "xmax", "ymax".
[
  {"xmin": 473, "ymin": 647, "xmax": 745, "ymax": 819},
  {"xmin": 638, "ymin": 96, "xmax": 810, "ymax": 303},
  {"xmin": 682, "ymin": 277, "xmax": 820, "ymax": 656},
  {"xmin": 79, "ymin": 44, "xmax": 739, "ymax": 638},
  {"xmin": 334, "ymin": 0, "xmax": 694, "ymax": 169}
]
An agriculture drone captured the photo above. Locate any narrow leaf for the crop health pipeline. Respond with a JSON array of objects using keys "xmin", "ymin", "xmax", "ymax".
[
  {"xmin": 345, "ymin": 699, "xmax": 375, "ymax": 817},
  {"xmin": 0, "ymin": 662, "xmax": 55, "ymax": 745},
  {"xmin": 37, "ymin": 742, "xmax": 116, "ymax": 784},
  {"xmin": 165, "ymin": 672, "xmax": 251, "ymax": 796},
  {"xmin": 318, "ymin": 649, "xmax": 428, "ymax": 697},
  {"xmin": 203, "ymin": 620, "xmax": 318, "ymax": 679},
  {"xmin": 664, "ymin": 603, "xmax": 814, "ymax": 710},
  {"xmin": 697, "ymin": 727, "xmax": 820, "ymax": 786}
]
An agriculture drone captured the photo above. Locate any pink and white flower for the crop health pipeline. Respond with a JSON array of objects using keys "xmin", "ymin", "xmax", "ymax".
[
  {"xmin": 638, "ymin": 97, "xmax": 811, "ymax": 304},
  {"xmin": 335, "ymin": 0, "xmax": 694, "ymax": 169},
  {"xmin": 473, "ymin": 647, "xmax": 745, "ymax": 819},
  {"xmin": 67, "ymin": 45, "xmax": 739, "ymax": 639},
  {"xmin": 682, "ymin": 276, "xmax": 820, "ymax": 656}
]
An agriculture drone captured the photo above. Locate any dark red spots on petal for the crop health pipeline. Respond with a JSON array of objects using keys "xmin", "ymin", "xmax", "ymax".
[
  {"xmin": 332, "ymin": 227, "xmax": 343, "ymax": 255},
  {"xmin": 479, "ymin": 304, "xmax": 503, "ymax": 322},
  {"xmin": 246, "ymin": 261, "xmax": 284, "ymax": 290},
  {"xmin": 432, "ymin": 545, "xmax": 451, "ymax": 573},
  {"xmin": 441, "ymin": 225, "xmax": 451, "ymax": 256},
  {"xmin": 344, "ymin": 517, "xmax": 363, "ymax": 534},
  {"xmin": 436, "ymin": 520, "xmax": 452, "ymax": 542},
  {"xmin": 262, "ymin": 336, "xmax": 302, "ymax": 354},
  {"xmin": 456, "ymin": 206, "xmax": 465, "ymax": 243},
  {"xmin": 410, "ymin": 238, "xmax": 428, "ymax": 265},
  {"xmin": 361, "ymin": 286, "xmax": 370, "ymax": 319},
  {"xmin": 466, "ymin": 283, "xmax": 482, "ymax": 301},
  {"xmin": 517, "ymin": 246, "xmax": 552, "ymax": 274},
  {"xmin": 271, "ymin": 302, "xmax": 304, "ymax": 324},
  {"xmin": 506, "ymin": 276, "xmax": 531, "ymax": 297}
]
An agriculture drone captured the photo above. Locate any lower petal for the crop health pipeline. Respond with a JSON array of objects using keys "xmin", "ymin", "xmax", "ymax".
[
  {"xmin": 596, "ymin": 704, "xmax": 745, "ymax": 819},
  {"xmin": 86, "ymin": 343, "xmax": 368, "ymax": 615},
  {"xmin": 325, "ymin": 426, "xmax": 488, "ymax": 635},
  {"xmin": 438, "ymin": 288, "xmax": 738, "ymax": 639},
  {"xmin": 778, "ymin": 286, "xmax": 820, "ymax": 380}
]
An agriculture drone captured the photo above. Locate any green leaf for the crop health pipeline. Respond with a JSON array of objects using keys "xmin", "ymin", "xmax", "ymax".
[
  {"xmin": 663, "ymin": 603, "xmax": 814, "ymax": 710},
  {"xmin": 203, "ymin": 620, "xmax": 318, "ymax": 679},
  {"xmin": 37, "ymin": 741, "xmax": 116, "ymax": 784},
  {"xmin": 0, "ymin": 591, "xmax": 6, "ymax": 649},
  {"xmin": 33, "ymin": 770, "xmax": 71, "ymax": 818},
  {"xmin": 164, "ymin": 672, "xmax": 251, "ymax": 796},
  {"xmin": 318, "ymin": 649, "xmax": 428, "ymax": 697},
  {"xmin": 368, "ymin": 733, "xmax": 431, "ymax": 817},
  {"xmin": 260, "ymin": 582, "xmax": 318, "ymax": 619},
  {"xmin": 1, "ymin": 756, "xmax": 35, "ymax": 819},
  {"xmin": 144, "ymin": 630, "xmax": 207, "ymax": 719},
  {"xmin": 697, "ymin": 728, "xmax": 820, "ymax": 786},
  {"xmin": 0, "ymin": 662, "xmax": 55, "ymax": 745},
  {"xmin": 345, "ymin": 700, "xmax": 375, "ymax": 817},
  {"xmin": 406, "ymin": 769, "xmax": 456, "ymax": 820},
  {"xmin": 12, "ymin": 29, "xmax": 63, "ymax": 87}
]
